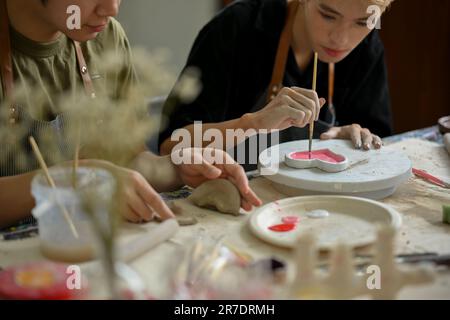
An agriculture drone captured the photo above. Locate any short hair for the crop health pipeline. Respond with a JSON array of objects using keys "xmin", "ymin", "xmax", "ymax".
[{"xmin": 368, "ymin": 0, "xmax": 395, "ymax": 9}]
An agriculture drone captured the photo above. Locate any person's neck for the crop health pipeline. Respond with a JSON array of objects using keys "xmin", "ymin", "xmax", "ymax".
[
  {"xmin": 291, "ymin": 5, "xmax": 313, "ymax": 72},
  {"xmin": 6, "ymin": 0, "xmax": 62, "ymax": 42}
]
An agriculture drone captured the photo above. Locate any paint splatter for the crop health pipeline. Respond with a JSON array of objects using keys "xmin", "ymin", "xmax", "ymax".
[
  {"xmin": 306, "ymin": 210, "xmax": 330, "ymax": 219},
  {"xmin": 282, "ymin": 216, "xmax": 300, "ymax": 224},
  {"xmin": 268, "ymin": 223, "xmax": 296, "ymax": 232}
]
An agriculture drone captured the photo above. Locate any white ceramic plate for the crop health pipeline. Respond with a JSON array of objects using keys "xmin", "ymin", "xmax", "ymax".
[
  {"xmin": 248, "ymin": 196, "xmax": 402, "ymax": 250},
  {"xmin": 258, "ymin": 140, "xmax": 412, "ymax": 200}
]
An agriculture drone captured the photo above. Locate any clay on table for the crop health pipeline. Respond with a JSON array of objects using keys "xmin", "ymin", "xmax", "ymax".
[
  {"xmin": 155, "ymin": 201, "xmax": 198, "ymax": 226},
  {"xmin": 188, "ymin": 179, "xmax": 241, "ymax": 216},
  {"xmin": 169, "ymin": 201, "xmax": 198, "ymax": 226}
]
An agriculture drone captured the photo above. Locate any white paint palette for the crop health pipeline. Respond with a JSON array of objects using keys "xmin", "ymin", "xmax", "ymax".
[
  {"xmin": 259, "ymin": 139, "xmax": 412, "ymax": 199},
  {"xmin": 248, "ymin": 196, "xmax": 402, "ymax": 250}
]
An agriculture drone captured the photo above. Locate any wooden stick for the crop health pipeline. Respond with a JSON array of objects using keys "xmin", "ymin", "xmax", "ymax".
[
  {"xmin": 29, "ymin": 136, "xmax": 79, "ymax": 239},
  {"xmin": 308, "ymin": 52, "xmax": 319, "ymax": 158}
]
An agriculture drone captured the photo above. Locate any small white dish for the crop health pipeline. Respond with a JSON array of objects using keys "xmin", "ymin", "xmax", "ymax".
[{"xmin": 248, "ymin": 195, "xmax": 402, "ymax": 250}]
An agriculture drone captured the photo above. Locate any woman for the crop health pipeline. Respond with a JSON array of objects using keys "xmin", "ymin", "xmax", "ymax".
[
  {"xmin": 0, "ymin": 0, "xmax": 261, "ymax": 228},
  {"xmin": 160, "ymin": 0, "xmax": 395, "ymax": 168}
]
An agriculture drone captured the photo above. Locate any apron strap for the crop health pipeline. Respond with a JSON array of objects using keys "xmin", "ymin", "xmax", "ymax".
[
  {"xmin": 73, "ymin": 41, "xmax": 96, "ymax": 99},
  {"xmin": 266, "ymin": 0, "xmax": 335, "ymax": 107},
  {"xmin": 266, "ymin": 0, "xmax": 299, "ymax": 103}
]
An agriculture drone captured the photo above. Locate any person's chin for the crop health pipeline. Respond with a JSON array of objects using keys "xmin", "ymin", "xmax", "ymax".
[
  {"xmin": 318, "ymin": 55, "xmax": 345, "ymax": 64},
  {"xmin": 66, "ymin": 31, "xmax": 100, "ymax": 42},
  {"xmin": 316, "ymin": 47, "xmax": 350, "ymax": 64}
]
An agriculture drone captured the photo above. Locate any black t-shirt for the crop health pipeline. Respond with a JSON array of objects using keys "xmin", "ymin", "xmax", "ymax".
[{"xmin": 159, "ymin": 0, "xmax": 393, "ymax": 154}]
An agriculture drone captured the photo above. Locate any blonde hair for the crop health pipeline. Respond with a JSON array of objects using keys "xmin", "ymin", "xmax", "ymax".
[{"xmin": 368, "ymin": 0, "xmax": 395, "ymax": 9}]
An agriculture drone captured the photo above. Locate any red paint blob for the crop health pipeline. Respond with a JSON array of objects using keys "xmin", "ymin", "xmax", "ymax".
[
  {"xmin": 289, "ymin": 149, "xmax": 345, "ymax": 164},
  {"xmin": 282, "ymin": 216, "xmax": 300, "ymax": 224},
  {"xmin": 0, "ymin": 262, "xmax": 87, "ymax": 300},
  {"xmin": 268, "ymin": 223, "xmax": 296, "ymax": 232}
]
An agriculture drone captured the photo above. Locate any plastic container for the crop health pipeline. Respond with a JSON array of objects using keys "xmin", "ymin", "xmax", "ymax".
[{"xmin": 31, "ymin": 167, "xmax": 116, "ymax": 263}]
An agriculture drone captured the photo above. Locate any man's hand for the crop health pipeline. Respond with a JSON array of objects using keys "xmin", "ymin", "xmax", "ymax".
[
  {"xmin": 78, "ymin": 159, "xmax": 175, "ymax": 223},
  {"xmin": 173, "ymin": 148, "xmax": 262, "ymax": 211},
  {"xmin": 245, "ymin": 87, "xmax": 326, "ymax": 131}
]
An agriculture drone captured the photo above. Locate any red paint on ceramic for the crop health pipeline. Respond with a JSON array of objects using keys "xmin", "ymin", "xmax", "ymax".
[
  {"xmin": 268, "ymin": 223, "xmax": 296, "ymax": 232},
  {"xmin": 289, "ymin": 149, "xmax": 345, "ymax": 163},
  {"xmin": 282, "ymin": 216, "xmax": 300, "ymax": 224}
]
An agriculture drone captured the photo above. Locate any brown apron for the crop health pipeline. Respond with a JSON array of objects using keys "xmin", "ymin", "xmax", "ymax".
[{"xmin": 267, "ymin": 0, "xmax": 335, "ymax": 126}]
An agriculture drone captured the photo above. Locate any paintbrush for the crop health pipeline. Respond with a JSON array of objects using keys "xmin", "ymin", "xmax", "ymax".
[
  {"xmin": 412, "ymin": 168, "xmax": 450, "ymax": 189},
  {"xmin": 29, "ymin": 137, "xmax": 79, "ymax": 239},
  {"xmin": 308, "ymin": 52, "xmax": 319, "ymax": 159}
]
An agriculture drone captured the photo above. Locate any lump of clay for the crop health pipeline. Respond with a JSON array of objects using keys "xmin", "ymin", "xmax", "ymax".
[
  {"xmin": 155, "ymin": 201, "xmax": 198, "ymax": 226},
  {"xmin": 169, "ymin": 201, "xmax": 198, "ymax": 226},
  {"xmin": 189, "ymin": 179, "xmax": 241, "ymax": 216}
]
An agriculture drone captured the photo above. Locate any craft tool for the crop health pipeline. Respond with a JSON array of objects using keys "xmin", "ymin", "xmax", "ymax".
[
  {"xmin": 1, "ymin": 226, "xmax": 38, "ymax": 241},
  {"xmin": 29, "ymin": 137, "xmax": 79, "ymax": 238},
  {"xmin": 412, "ymin": 168, "xmax": 450, "ymax": 189}
]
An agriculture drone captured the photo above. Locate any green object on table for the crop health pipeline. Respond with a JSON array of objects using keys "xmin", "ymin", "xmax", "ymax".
[{"xmin": 443, "ymin": 205, "xmax": 450, "ymax": 224}]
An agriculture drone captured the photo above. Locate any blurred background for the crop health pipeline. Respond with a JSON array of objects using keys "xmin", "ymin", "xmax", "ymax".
[{"xmin": 118, "ymin": 0, "xmax": 449, "ymax": 135}]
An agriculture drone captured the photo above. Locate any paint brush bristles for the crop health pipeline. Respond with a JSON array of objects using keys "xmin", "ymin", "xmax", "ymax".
[
  {"xmin": 29, "ymin": 136, "xmax": 79, "ymax": 239},
  {"xmin": 308, "ymin": 52, "xmax": 319, "ymax": 158}
]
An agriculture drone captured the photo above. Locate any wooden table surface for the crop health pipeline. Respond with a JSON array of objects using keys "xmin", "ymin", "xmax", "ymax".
[{"xmin": 1, "ymin": 138, "xmax": 449, "ymax": 299}]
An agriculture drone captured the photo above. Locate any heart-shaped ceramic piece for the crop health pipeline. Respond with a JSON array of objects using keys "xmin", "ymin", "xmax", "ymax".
[{"xmin": 285, "ymin": 149, "xmax": 349, "ymax": 172}]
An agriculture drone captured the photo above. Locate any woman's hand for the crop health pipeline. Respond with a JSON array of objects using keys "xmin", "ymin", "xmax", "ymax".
[
  {"xmin": 173, "ymin": 148, "xmax": 262, "ymax": 211},
  {"xmin": 320, "ymin": 124, "xmax": 383, "ymax": 150},
  {"xmin": 78, "ymin": 159, "xmax": 175, "ymax": 223},
  {"xmin": 245, "ymin": 87, "xmax": 326, "ymax": 131}
]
